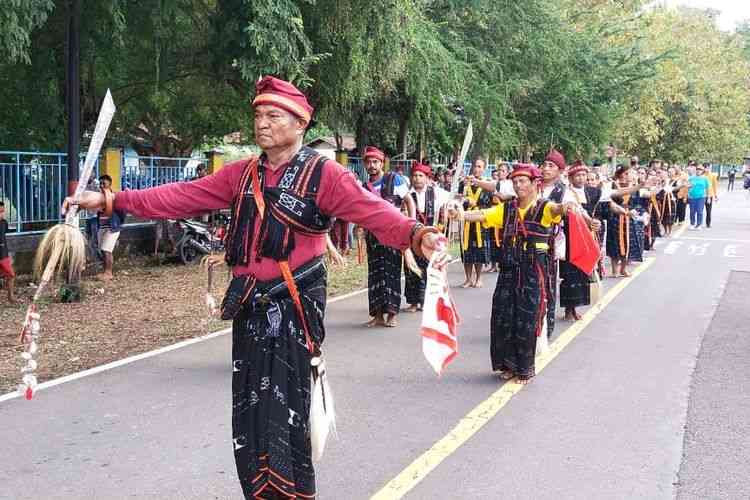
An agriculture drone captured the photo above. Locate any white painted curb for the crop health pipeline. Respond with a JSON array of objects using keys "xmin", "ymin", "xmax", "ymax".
[{"xmin": 0, "ymin": 286, "xmax": 370, "ymax": 403}]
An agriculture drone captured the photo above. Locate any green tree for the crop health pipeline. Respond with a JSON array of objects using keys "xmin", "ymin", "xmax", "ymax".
[
  {"xmin": 613, "ymin": 7, "xmax": 750, "ymax": 162},
  {"xmin": 0, "ymin": 0, "xmax": 321, "ymax": 154},
  {"xmin": 0, "ymin": 0, "xmax": 55, "ymax": 64}
]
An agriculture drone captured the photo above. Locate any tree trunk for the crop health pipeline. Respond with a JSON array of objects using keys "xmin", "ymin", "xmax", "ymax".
[
  {"xmin": 416, "ymin": 128, "xmax": 426, "ymax": 162},
  {"xmin": 355, "ymin": 110, "xmax": 368, "ymax": 156},
  {"xmin": 334, "ymin": 130, "xmax": 343, "ymax": 151},
  {"xmin": 65, "ymin": 0, "xmax": 81, "ymax": 197},
  {"xmin": 396, "ymin": 108, "xmax": 411, "ymax": 158},
  {"xmin": 471, "ymin": 108, "xmax": 492, "ymax": 161}
]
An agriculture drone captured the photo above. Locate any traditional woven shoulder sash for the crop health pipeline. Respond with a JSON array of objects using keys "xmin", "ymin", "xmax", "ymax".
[
  {"xmin": 225, "ymin": 146, "xmax": 331, "ymax": 265},
  {"xmin": 463, "ymin": 184, "xmax": 485, "ymax": 250},
  {"xmin": 649, "ymin": 194, "xmax": 662, "ymax": 220},
  {"xmin": 501, "ymin": 199, "xmax": 550, "ymax": 251},
  {"xmin": 411, "ymin": 186, "xmax": 436, "ymax": 226}
]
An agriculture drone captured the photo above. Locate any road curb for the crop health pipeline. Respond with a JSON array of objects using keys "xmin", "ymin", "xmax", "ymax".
[{"xmin": 0, "ymin": 285, "xmax": 371, "ymax": 404}]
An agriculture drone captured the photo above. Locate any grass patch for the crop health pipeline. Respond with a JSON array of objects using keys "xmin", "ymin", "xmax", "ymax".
[{"xmin": 327, "ymin": 254, "xmax": 368, "ymax": 297}]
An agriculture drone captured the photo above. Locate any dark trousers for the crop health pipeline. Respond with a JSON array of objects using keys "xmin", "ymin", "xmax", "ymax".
[
  {"xmin": 728, "ymin": 177, "xmax": 735, "ymax": 191},
  {"xmin": 705, "ymin": 198, "xmax": 713, "ymax": 227},
  {"xmin": 676, "ymin": 199, "xmax": 687, "ymax": 223}
]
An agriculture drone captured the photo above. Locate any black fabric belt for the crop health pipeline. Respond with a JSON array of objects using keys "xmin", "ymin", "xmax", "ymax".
[
  {"xmin": 253, "ymin": 257, "xmax": 326, "ymax": 304},
  {"xmin": 221, "ymin": 256, "xmax": 326, "ymax": 319}
]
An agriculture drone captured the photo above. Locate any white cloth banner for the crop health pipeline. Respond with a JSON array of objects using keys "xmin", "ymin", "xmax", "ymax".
[{"xmin": 420, "ymin": 254, "xmax": 460, "ymax": 375}]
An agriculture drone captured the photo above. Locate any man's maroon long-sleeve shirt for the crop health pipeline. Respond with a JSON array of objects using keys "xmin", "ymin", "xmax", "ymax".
[{"xmin": 115, "ymin": 156, "xmax": 416, "ymax": 281}]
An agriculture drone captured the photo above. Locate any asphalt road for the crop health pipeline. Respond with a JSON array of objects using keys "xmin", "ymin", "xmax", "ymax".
[
  {"xmin": 676, "ymin": 269, "xmax": 750, "ymax": 500},
  {"xmin": 2, "ymin": 188, "xmax": 749, "ymax": 500}
]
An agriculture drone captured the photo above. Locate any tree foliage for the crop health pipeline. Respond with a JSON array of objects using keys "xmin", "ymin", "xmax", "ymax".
[
  {"xmin": 1, "ymin": 1, "xmax": 749, "ymax": 164},
  {"xmin": 0, "ymin": 0, "xmax": 54, "ymax": 64},
  {"xmin": 613, "ymin": 7, "xmax": 750, "ymax": 162}
]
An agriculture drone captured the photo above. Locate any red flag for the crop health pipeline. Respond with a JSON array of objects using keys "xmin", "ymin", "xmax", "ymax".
[{"xmin": 567, "ymin": 211, "xmax": 599, "ymax": 276}]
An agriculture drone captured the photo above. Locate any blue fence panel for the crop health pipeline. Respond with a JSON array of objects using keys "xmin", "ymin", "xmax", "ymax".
[
  {"xmin": 712, "ymin": 164, "xmax": 741, "ymax": 177},
  {"xmin": 347, "ymin": 157, "xmax": 367, "ymax": 183},
  {"xmin": 391, "ymin": 159, "xmax": 414, "ymax": 177},
  {"xmin": 0, "ymin": 151, "xmax": 99, "ymax": 232},
  {"xmin": 121, "ymin": 155, "xmax": 205, "ymax": 190}
]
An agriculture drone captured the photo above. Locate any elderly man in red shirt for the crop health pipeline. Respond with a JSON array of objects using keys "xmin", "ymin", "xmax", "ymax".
[{"xmin": 66, "ymin": 77, "xmax": 444, "ymax": 499}]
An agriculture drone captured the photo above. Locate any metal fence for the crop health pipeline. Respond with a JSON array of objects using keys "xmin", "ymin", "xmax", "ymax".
[
  {"xmin": 342, "ymin": 157, "xmax": 502, "ymax": 183},
  {"xmin": 712, "ymin": 164, "xmax": 741, "ymax": 177},
  {"xmin": 0, "ymin": 151, "xmax": 100, "ymax": 233},
  {"xmin": 0, "ymin": 152, "xmax": 205, "ymax": 234},
  {"xmin": 121, "ymin": 155, "xmax": 205, "ymax": 190},
  {"xmin": 2, "ymin": 149, "xmax": 459, "ymax": 234},
  {"xmin": 346, "ymin": 157, "xmax": 367, "ymax": 183},
  {"xmin": 460, "ymin": 161, "xmax": 498, "ymax": 176},
  {"xmin": 347, "ymin": 158, "xmax": 417, "ymax": 183},
  {"xmin": 391, "ymin": 159, "xmax": 415, "ymax": 177}
]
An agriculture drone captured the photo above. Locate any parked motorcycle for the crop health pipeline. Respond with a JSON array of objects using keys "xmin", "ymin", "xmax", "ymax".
[{"xmin": 173, "ymin": 214, "xmax": 228, "ymax": 265}]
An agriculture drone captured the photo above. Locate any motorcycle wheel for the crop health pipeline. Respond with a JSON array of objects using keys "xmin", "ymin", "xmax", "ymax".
[{"xmin": 178, "ymin": 239, "xmax": 200, "ymax": 265}]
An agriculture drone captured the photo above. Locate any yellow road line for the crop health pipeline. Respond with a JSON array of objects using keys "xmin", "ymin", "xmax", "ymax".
[{"xmin": 370, "ymin": 257, "xmax": 657, "ymax": 500}]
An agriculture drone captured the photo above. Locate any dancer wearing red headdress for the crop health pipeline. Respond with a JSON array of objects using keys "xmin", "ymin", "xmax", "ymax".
[
  {"xmin": 449, "ymin": 165, "xmax": 575, "ymax": 383},
  {"xmin": 404, "ymin": 162, "xmax": 454, "ymax": 312},
  {"xmin": 67, "ymin": 76, "xmax": 444, "ymax": 499}
]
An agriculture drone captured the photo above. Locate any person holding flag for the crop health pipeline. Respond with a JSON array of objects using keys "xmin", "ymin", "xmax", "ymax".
[{"xmin": 559, "ymin": 161, "xmax": 603, "ymax": 321}]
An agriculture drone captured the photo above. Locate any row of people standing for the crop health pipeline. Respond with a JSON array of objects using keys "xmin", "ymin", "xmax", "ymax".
[
  {"xmin": 364, "ymin": 151, "xmax": 601, "ymax": 346},
  {"xmin": 362, "ymin": 149, "xmax": 601, "ymax": 382},
  {"xmin": 600, "ymin": 159, "xmax": 720, "ymax": 280},
  {"xmin": 457, "ymin": 151, "xmax": 579, "ymax": 336},
  {"xmin": 447, "ymin": 152, "xmax": 590, "ymax": 384},
  {"xmin": 361, "ymin": 148, "xmax": 453, "ymax": 327},
  {"xmin": 359, "ymin": 150, "xmax": 730, "ymax": 388},
  {"xmin": 445, "ymin": 152, "xmax": 721, "ymax": 384}
]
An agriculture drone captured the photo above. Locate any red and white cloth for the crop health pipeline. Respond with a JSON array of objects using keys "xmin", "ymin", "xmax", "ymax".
[{"xmin": 420, "ymin": 254, "xmax": 460, "ymax": 375}]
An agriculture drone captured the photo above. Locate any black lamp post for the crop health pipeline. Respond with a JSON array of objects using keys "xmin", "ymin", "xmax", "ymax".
[
  {"xmin": 62, "ymin": 0, "xmax": 82, "ymax": 302},
  {"xmin": 65, "ymin": 0, "xmax": 81, "ymax": 197}
]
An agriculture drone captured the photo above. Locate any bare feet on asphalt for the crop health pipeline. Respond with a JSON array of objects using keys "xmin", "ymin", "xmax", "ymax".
[{"xmin": 365, "ymin": 316, "xmax": 385, "ymax": 327}]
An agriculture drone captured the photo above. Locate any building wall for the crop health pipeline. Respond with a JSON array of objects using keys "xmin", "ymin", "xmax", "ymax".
[
  {"xmin": 7, "ymin": 223, "xmax": 157, "ymax": 276},
  {"xmin": 310, "ymin": 145, "xmax": 336, "ymax": 160}
]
